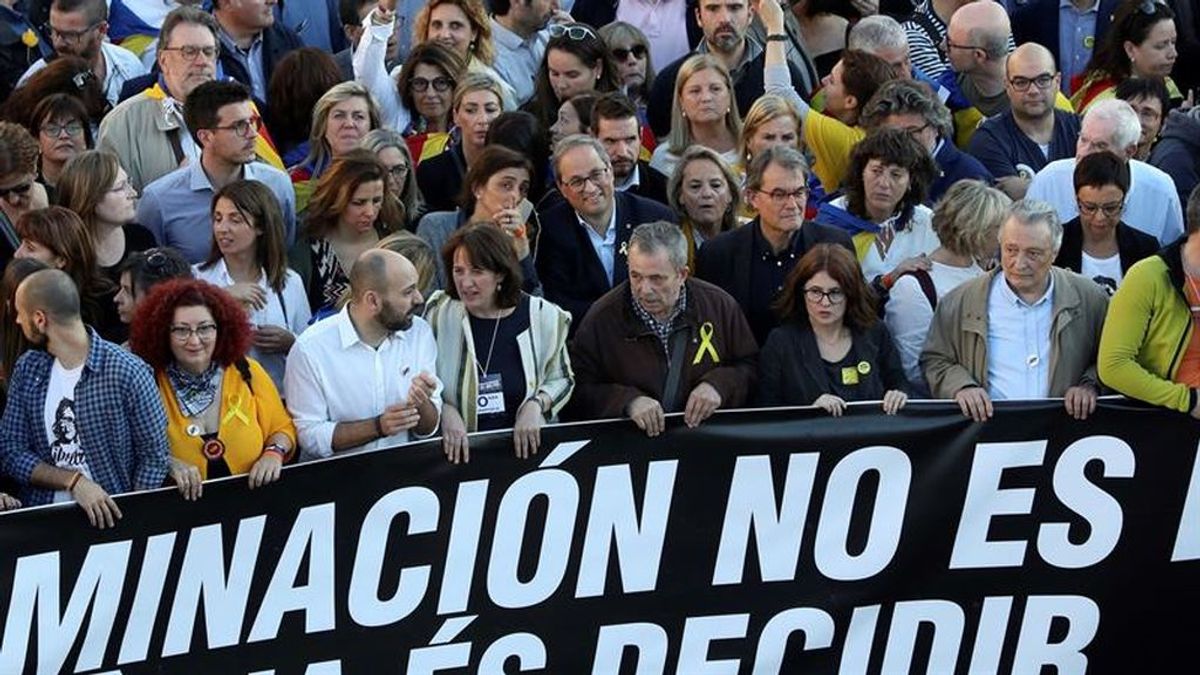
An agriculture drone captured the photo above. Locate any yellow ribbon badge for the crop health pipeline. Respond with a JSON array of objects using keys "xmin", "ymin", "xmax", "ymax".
[
  {"xmin": 21, "ymin": 29, "xmax": 39, "ymax": 48},
  {"xmin": 692, "ymin": 321, "xmax": 721, "ymax": 365},
  {"xmin": 222, "ymin": 394, "xmax": 252, "ymax": 426}
]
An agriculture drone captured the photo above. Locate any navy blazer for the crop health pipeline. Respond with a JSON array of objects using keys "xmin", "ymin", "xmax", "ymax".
[
  {"xmin": 1012, "ymin": 0, "xmax": 1118, "ymax": 75},
  {"xmin": 930, "ymin": 140, "xmax": 993, "ymax": 205},
  {"xmin": 535, "ymin": 191, "xmax": 676, "ymax": 329}
]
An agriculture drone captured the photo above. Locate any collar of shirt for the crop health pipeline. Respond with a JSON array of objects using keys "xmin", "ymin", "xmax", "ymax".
[
  {"xmin": 334, "ymin": 304, "xmax": 405, "ymax": 350},
  {"xmin": 614, "ymin": 164, "xmax": 642, "ymax": 192},
  {"xmin": 491, "ymin": 17, "xmax": 546, "ymax": 50},
  {"xmin": 218, "ymin": 26, "xmax": 264, "ymax": 57},
  {"xmin": 201, "ymin": 257, "xmax": 267, "ymax": 288},
  {"xmin": 1058, "ymin": 0, "xmax": 1100, "ymax": 14},
  {"xmin": 697, "ymin": 36, "xmax": 761, "ymax": 78},
  {"xmin": 575, "ymin": 203, "xmax": 619, "ymax": 240},
  {"xmin": 630, "ymin": 283, "xmax": 688, "ymax": 339},
  {"xmin": 995, "ymin": 270, "xmax": 1055, "ymax": 309},
  {"xmin": 752, "ymin": 220, "xmax": 798, "ymax": 261}
]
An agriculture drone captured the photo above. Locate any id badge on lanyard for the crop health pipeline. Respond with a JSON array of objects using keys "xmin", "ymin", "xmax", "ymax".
[{"xmin": 477, "ymin": 373, "xmax": 505, "ymax": 416}]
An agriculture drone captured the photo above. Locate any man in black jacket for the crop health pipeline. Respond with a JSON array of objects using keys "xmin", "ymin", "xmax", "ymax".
[
  {"xmin": 695, "ymin": 145, "xmax": 853, "ymax": 345},
  {"xmin": 213, "ymin": 0, "xmax": 302, "ymax": 104},
  {"xmin": 537, "ymin": 134, "xmax": 676, "ymax": 329},
  {"xmin": 590, "ymin": 92, "xmax": 669, "ymax": 205}
]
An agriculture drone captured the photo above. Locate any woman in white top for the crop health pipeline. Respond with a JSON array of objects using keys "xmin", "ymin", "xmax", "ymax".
[
  {"xmin": 884, "ymin": 180, "xmax": 1011, "ymax": 395},
  {"xmin": 650, "ymin": 54, "xmax": 742, "ymax": 179},
  {"xmin": 826, "ymin": 128, "xmax": 940, "ymax": 282},
  {"xmin": 193, "ymin": 180, "xmax": 311, "ymax": 390}
]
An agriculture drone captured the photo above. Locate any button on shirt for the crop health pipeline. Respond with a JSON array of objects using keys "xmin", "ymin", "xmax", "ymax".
[
  {"xmin": 491, "ymin": 18, "xmax": 548, "ymax": 106},
  {"xmin": 986, "ymin": 273, "xmax": 1054, "ymax": 400},
  {"xmin": 284, "ymin": 307, "xmax": 443, "ymax": 460},
  {"xmin": 1059, "ymin": 0, "xmax": 1099, "ymax": 95},
  {"xmin": 218, "ymin": 28, "xmax": 267, "ymax": 101},
  {"xmin": 577, "ymin": 207, "xmax": 620, "ymax": 286}
]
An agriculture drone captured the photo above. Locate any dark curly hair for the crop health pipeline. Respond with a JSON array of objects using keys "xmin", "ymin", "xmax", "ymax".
[
  {"xmin": 843, "ymin": 127, "xmax": 937, "ymax": 222},
  {"xmin": 775, "ymin": 243, "xmax": 877, "ymax": 330},
  {"xmin": 129, "ymin": 278, "xmax": 252, "ymax": 372}
]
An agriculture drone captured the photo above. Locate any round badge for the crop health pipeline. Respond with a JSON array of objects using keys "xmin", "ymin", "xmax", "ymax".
[
  {"xmin": 201, "ymin": 438, "xmax": 226, "ymax": 461},
  {"xmin": 1084, "ymin": 35, "xmax": 1094, "ymax": 49},
  {"xmin": 856, "ymin": 361, "xmax": 871, "ymax": 375},
  {"xmin": 186, "ymin": 424, "xmax": 201, "ymax": 437}
]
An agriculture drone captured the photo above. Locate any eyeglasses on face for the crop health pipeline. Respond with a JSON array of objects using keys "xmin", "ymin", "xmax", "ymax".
[
  {"xmin": 1008, "ymin": 73, "xmax": 1056, "ymax": 92},
  {"xmin": 944, "ymin": 39, "xmax": 982, "ymax": 52},
  {"xmin": 561, "ymin": 166, "xmax": 609, "ymax": 192},
  {"xmin": 1077, "ymin": 199, "xmax": 1125, "ymax": 218},
  {"xmin": 0, "ymin": 181, "xmax": 33, "ymax": 199},
  {"xmin": 161, "ymin": 44, "xmax": 220, "ymax": 61},
  {"xmin": 549, "ymin": 24, "xmax": 596, "ymax": 41},
  {"xmin": 804, "ymin": 287, "xmax": 845, "ymax": 305},
  {"xmin": 755, "ymin": 187, "xmax": 809, "ymax": 205},
  {"xmin": 386, "ymin": 163, "xmax": 410, "ymax": 179},
  {"xmin": 211, "ymin": 115, "xmax": 262, "ymax": 138},
  {"xmin": 170, "ymin": 323, "xmax": 218, "ymax": 343},
  {"xmin": 40, "ymin": 121, "xmax": 85, "ymax": 137},
  {"xmin": 411, "ymin": 76, "xmax": 454, "ymax": 93},
  {"xmin": 45, "ymin": 21, "xmax": 101, "ymax": 43},
  {"xmin": 611, "ymin": 45, "xmax": 647, "ymax": 61}
]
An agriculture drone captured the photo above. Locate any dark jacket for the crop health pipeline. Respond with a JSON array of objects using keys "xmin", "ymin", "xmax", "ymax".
[
  {"xmin": 628, "ymin": 161, "xmax": 670, "ymax": 206},
  {"xmin": 0, "ymin": 4, "xmax": 50, "ymax": 102},
  {"xmin": 930, "ymin": 140, "xmax": 993, "ymax": 204},
  {"xmin": 568, "ymin": 277, "xmax": 758, "ymax": 420},
  {"xmin": 217, "ymin": 21, "xmax": 303, "ymax": 104},
  {"xmin": 967, "ymin": 108, "xmax": 1080, "ymax": 181},
  {"xmin": 571, "ymin": 0, "xmax": 704, "ymax": 51},
  {"xmin": 1012, "ymin": 0, "xmax": 1118, "ymax": 76},
  {"xmin": 1054, "ymin": 217, "xmax": 1160, "ymax": 277},
  {"xmin": 694, "ymin": 218, "xmax": 854, "ymax": 344},
  {"xmin": 536, "ymin": 190, "xmax": 676, "ymax": 328},
  {"xmin": 1167, "ymin": 0, "xmax": 1200, "ymax": 94},
  {"xmin": 415, "ymin": 142, "xmax": 467, "ymax": 214},
  {"xmin": 1148, "ymin": 108, "xmax": 1200, "ymax": 210},
  {"xmin": 757, "ymin": 320, "xmax": 909, "ymax": 407}
]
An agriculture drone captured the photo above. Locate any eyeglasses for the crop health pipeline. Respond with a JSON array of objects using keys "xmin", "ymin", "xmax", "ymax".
[
  {"xmin": 40, "ymin": 122, "xmax": 85, "ymax": 138},
  {"xmin": 1077, "ymin": 199, "xmax": 1124, "ymax": 218},
  {"xmin": 0, "ymin": 181, "xmax": 33, "ymax": 199},
  {"xmin": 804, "ymin": 287, "xmax": 845, "ymax": 305},
  {"xmin": 210, "ymin": 115, "xmax": 261, "ymax": 138},
  {"xmin": 549, "ymin": 24, "xmax": 596, "ymax": 41},
  {"xmin": 1008, "ymin": 73, "xmax": 1056, "ymax": 92},
  {"xmin": 44, "ymin": 21, "xmax": 101, "ymax": 44},
  {"xmin": 411, "ymin": 76, "xmax": 453, "ymax": 93},
  {"xmin": 900, "ymin": 122, "xmax": 931, "ymax": 138},
  {"xmin": 611, "ymin": 45, "xmax": 647, "ymax": 61},
  {"xmin": 386, "ymin": 163, "xmax": 410, "ymax": 180},
  {"xmin": 755, "ymin": 187, "xmax": 809, "ymax": 205},
  {"xmin": 160, "ymin": 44, "xmax": 220, "ymax": 61},
  {"xmin": 170, "ymin": 323, "xmax": 218, "ymax": 343},
  {"xmin": 944, "ymin": 39, "xmax": 982, "ymax": 52},
  {"xmin": 561, "ymin": 166, "xmax": 609, "ymax": 192}
]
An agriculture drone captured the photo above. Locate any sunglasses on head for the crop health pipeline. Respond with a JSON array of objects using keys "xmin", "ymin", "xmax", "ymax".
[
  {"xmin": 1136, "ymin": 0, "xmax": 1162, "ymax": 14},
  {"xmin": 548, "ymin": 24, "xmax": 596, "ymax": 41},
  {"xmin": 0, "ymin": 181, "xmax": 32, "ymax": 199},
  {"xmin": 611, "ymin": 44, "xmax": 647, "ymax": 61}
]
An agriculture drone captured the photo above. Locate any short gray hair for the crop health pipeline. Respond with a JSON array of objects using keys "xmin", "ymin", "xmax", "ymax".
[
  {"xmin": 552, "ymin": 134, "xmax": 611, "ymax": 178},
  {"xmin": 157, "ymin": 6, "xmax": 219, "ymax": 58},
  {"xmin": 1083, "ymin": 99, "xmax": 1143, "ymax": 154},
  {"xmin": 1004, "ymin": 198, "xmax": 1063, "ymax": 250},
  {"xmin": 848, "ymin": 15, "xmax": 908, "ymax": 53},
  {"xmin": 629, "ymin": 221, "xmax": 688, "ymax": 270},
  {"xmin": 745, "ymin": 145, "xmax": 808, "ymax": 193}
]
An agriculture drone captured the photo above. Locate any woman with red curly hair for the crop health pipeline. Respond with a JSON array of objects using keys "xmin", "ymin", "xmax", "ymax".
[{"xmin": 129, "ymin": 279, "xmax": 296, "ymax": 499}]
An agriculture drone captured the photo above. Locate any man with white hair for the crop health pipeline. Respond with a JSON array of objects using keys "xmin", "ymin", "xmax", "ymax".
[
  {"xmin": 1027, "ymin": 98, "xmax": 1184, "ymax": 245},
  {"xmin": 847, "ymin": 14, "xmax": 916, "ymax": 81}
]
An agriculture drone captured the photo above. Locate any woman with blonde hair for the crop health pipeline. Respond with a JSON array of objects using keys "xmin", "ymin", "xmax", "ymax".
[
  {"xmin": 738, "ymin": 94, "xmax": 802, "ymax": 172},
  {"xmin": 884, "ymin": 180, "xmax": 1011, "ymax": 394},
  {"xmin": 361, "ymin": 129, "xmax": 424, "ymax": 229},
  {"xmin": 288, "ymin": 82, "xmax": 383, "ymax": 212},
  {"xmin": 650, "ymin": 55, "xmax": 742, "ymax": 179},
  {"xmin": 667, "ymin": 145, "xmax": 741, "ymax": 270},
  {"xmin": 403, "ymin": 0, "xmax": 515, "ymax": 109},
  {"xmin": 416, "ymin": 73, "xmax": 506, "ymax": 212}
]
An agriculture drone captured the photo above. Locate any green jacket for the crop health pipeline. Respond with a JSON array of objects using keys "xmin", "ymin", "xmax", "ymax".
[{"xmin": 1098, "ymin": 239, "xmax": 1197, "ymax": 413}]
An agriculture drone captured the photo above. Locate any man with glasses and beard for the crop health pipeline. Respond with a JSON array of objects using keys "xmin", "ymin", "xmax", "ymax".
[
  {"xmin": 285, "ymin": 249, "xmax": 442, "ymax": 460},
  {"xmin": 17, "ymin": 0, "xmax": 146, "ymax": 106},
  {"xmin": 0, "ymin": 269, "xmax": 169, "ymax": 527}
]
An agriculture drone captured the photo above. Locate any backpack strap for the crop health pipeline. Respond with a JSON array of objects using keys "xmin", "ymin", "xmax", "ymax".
[
  {"xmin": 898, "ymin": 268, "xmax": 938, "ymax": 310},
  {"xmin": 234, "ymin": 357, "xmax": 254, "ymax": 394}
]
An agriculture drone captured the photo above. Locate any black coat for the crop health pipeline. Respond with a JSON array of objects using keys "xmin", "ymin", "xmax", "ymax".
[
  {"xmin": 416, "ymin": 143, "xmax": 467, "ymax": 214},
  {"xmin": 217, "ymin": 22, "xmax": 304, "ymax": 102},
  {"xmin": 757, "ymin": 320, "xmax": 909, "ymax": 407},
  {"xmin": 1054, "ymin": 217, "xmax": 1161, "ymax": 276},
  {"xmin": 535, "ymin": 191, "xmax": 676, "ymax": 328}
]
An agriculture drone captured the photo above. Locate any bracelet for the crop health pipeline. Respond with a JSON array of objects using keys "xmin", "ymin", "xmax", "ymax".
[
  {"xmin": 374, "ymin": 414, "xmax": 385, "ymax": 438},
  {"xmin": 67, "ymin": 471, "xmax": 82, "ymax": 493},
  {"xmin": 263, "ymin": 443, "xmax": 287, "ymax": 459},
  {"xmin": 766, "ymin": 33, "xmax": 789, "ymax": 42}
]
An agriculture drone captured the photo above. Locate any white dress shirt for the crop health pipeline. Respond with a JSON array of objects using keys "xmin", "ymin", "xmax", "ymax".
[
  {"xmin": 1026, "ymin": 157, "xmax": 1184, "ymax": 245},
  {"xmin": 284, "ymin": 307, "xmax": 443, "ymax": 460},
  {"xmin": 577, "ymin": 206, "xmax": 620, "ymax": 285},
  {"xmin": 986, "ymin": 273, "xmax": 1054, "ymax": 400}
]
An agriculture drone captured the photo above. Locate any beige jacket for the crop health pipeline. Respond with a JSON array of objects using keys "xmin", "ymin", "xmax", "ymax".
[
  {"xmin": 97, "ymin": 89, "xmax": 191, "ymax": 192},
  {"xmin": 920, "ymin": 267, "xmax": 1109, "ymax": 399}
]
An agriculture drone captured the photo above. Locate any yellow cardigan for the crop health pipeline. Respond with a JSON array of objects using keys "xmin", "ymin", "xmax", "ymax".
[{"xmin": 157, "ymin": 358, "xmax": 297, "ymax": 479}]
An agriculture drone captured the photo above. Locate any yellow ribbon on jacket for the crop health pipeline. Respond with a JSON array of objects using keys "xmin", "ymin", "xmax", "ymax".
[
  {"xmin": 222, "ymin": 394, "xmax": 251, "ymax": 426},
  {"xmin": 692, "ymin": 322, "xmax": 720, "ymax": 365}
]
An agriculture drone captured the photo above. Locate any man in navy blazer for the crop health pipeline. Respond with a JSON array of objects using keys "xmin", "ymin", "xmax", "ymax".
[
  {"xmin": 537, "ymin": 135, "xmax": 676, "ymax": 330},
  {"xmin": 1012, "ymin": 0, "xmax": 1118, "ymax": 95}
]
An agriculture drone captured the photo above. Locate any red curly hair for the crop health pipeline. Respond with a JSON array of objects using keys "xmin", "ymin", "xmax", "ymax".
[{"xmin": 129, "ymin": 279, "xmax": 253, "ymax": 372}]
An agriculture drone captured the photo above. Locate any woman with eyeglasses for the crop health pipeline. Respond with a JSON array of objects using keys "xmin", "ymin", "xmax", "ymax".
[
  {"xmin": 361, "ymin": 129, "xmax": 424, "ymax": 230},
  {"xmin": 1114, "ymin": 76, "xmax": 1170, "ymax": 162},
  {"xmin": 130, "ymin": 279, "xmax": 296, "ymax": 500},
  {"xmin": 114, "ymin": 247, "xmax": 194, "ymax": 328},
  {"xmin": 28, "ymin": 94, "xmax": 93, "ymax": 201},
  {"xmin": 416, "ymin": 73, "xmax": 506, "ymax": 213},
  {"xmin": 525, "ymin": 22, "xmax": 622, "ymax": 136},
  {"xmin": 597, "ymin": 22, "xmax": 655, "ymax": 123},
  {"xmin": 288, "ymin": 82, "xmax": 383, "ymax": 213},
  {"xmin": 758, "ymin": 243, "xmax": 910, "ymax": 415},
  {"xmin": 56, "ymin": 150, "xmax": 155, "ymax": 287},
  {"xmin": 1072, "ymin": 0, "xmax": 1180, "ymax": 113},
  {"xmin": 667, "ymin": 145, "xmax": 741, "ymax": 270},
  {"xmin": 650, "ymin": 55, "xmax": 742, "ymax": 180},
  {"xmin": 1054, "ymin": 151, "xmax": 1159, "ymax": 295},
  {"xmin": 194, "ymin": 180, "xmax": 311, "ymax": 389},
  {"xmin": 0, "ymin": 122, "xmax": 49, "ymax": 266},
  {"xmin": 358, "ymin": 24, "xmax": 466, "ymax": 146}
]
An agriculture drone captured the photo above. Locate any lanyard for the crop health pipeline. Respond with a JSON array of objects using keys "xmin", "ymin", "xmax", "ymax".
[{"xmin": 473, "ymin": 314, "xmax": 502, "ymax": 376}]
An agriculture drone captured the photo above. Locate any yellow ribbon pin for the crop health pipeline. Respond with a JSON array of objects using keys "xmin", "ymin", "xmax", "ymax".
[
  {"xmin": 21, "ymin": 29, "xmax": 39, "ymax": 48},
  {"xmin": 692, "ymin": 321, "xmax": 721, "ymax": 365},
  {"xmin": 222, "ymin": 394, "xmax": 251, "ymax": 426}
]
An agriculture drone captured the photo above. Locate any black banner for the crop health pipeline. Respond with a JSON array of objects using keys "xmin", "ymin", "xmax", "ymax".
[{"xmin": 0, "ymin": 400, "xmax": 1198, "ymax": 673}]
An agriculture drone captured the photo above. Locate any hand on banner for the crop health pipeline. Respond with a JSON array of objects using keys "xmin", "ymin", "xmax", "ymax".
[
  {"xmin": 954, "ymin": 385, "xmax": 993, "ymax": 422},
  {"xmin": 1063, "ymin": 384, "xmax": 1098, "ymax": 420},
  {"xmin": 442, "ymin": 405, "xmax": 470, "ymax": 464},
  {"xmin": 72, "ymin": 477, "xmax": 123, "ymax": 529},
  {"xmin": 881, "ymin": 389, "xmax": 908, "ymax": 415},
  {"xmin": 0, "ymin": 492, "xmax": 21, "ymax": 511},
  {"xmin": 813, "ymin": 393, "xmax": 847, "ymax": 416},
  {"xmin": 514, "ymin": 399, "xmax": 544, "ymax": 458},
  {"xmin": 627, "ymin": 396, "xmax": 666, "ymax": 437},
  {"xmin": 169, "ymin": 456, "xmax": 203, "ymax": 501},
  {"xmin": 248, "ymin": 451, "xmax": 283, "ymax": 488},
  {"xmin": 684, "ymin": 382, "xmax": 722, "ymax": 428}
]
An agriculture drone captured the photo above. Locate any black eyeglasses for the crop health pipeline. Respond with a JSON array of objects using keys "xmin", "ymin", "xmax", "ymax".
[
  {"xmin": 160, "ymin": 44, "xmax": 220, "ymax": 61},
  {"xmin": 611, "ymin": 45, "xmax": 647, "ymax": 61},
  {"xmin": 44, "ymin": 21, "xmax": 101, "ymax": 44},
  {"xmin": 0, "ymin": 181, "xmax": 32, "ymax": 199},
  {"xmin": 804, "ymin": 287, "xmax": 845, "ymax": 305},
  {"xmin": 549, "ymin": 24, "xmax": 596, "ymax": 41},
  {"xmin": 1077, "ymin": 199, "xmax": 1125, "ymax": 218},
  {"xmin": 1008, "ymin": 73, "xmax": 1056, "ymax": 91},
  {"xmin": 755, "ymin": 187, "xmax": 809, "ymax": 205},
  {"xmin": 210, "ymin": 115, "xmax": 261, "ymax": 138},
  {"xmin": 40, "ymin": 121, "xmax": 85, "ymax": 137},
  {"xmin": 411, "ymin": 76, "xmax": 453, "ymax": 93}
]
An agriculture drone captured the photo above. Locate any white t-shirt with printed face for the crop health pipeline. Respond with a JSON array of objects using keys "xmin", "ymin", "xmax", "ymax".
[{"xmin": 44, "ymin": 360, "xmax": 92, "ymax": 503}]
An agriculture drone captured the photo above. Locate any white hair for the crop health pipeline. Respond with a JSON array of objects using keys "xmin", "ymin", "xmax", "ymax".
[
  {"xmin": 1083, "ymin": 99, "xmax": 1143, "ymax": 154},
  {"xmin": 1004, "ymin": 198, "xmax": 1063, "ymax": 250},
  {"xmin": 848, "ymin": 15, "xmax": 908, "ymax": 54}
]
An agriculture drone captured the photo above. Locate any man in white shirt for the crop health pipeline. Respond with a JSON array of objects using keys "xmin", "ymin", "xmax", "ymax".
[
  {"xmin": 1026, "ymin": 98, "xmax": 1184, "ymax": 245},
  {"xmin": 19, "ymin": 0, "xmax": 148, "ymax": 106},
  {"xmin": 490, "ymin": 0, "xmax": 557, "ymax": 106},
  {"xmin": 921, "ymin": 199, "xmax": 1109, "ymax": 422},
  {"xmin": 285, "ymin": 249, "xmax": 442, "ymax": 460}
]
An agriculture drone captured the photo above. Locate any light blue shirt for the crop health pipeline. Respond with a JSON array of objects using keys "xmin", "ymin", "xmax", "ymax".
[
  {"xmin": 491, "ymin": 18, "xmax": 549, "ymax": 106},
  {"xmin": 138, "ymin": 160, "xmax": 297, "ymax": 264},
  {"xmin": 986, "ymin": 272, "xmax": 1054, "ymax": 400},
  {"xmin": 1058, "ymin": 0, "xmax": 1099, "ymax": 95},
  {"xmin": 577, "ymin": 207, "xmax": 620, "ymax": 286},
  {"xmin": 218, "ymin": 28, "xmax": 267, "ymax": 102}
]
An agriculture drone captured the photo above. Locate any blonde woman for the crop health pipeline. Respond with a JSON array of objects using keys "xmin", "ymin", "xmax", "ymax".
[
  {"xmin": 649, "ymin": 55, "xmax": 742, "ymax": 179},
  {"xmin": 415, "ymin": 73, "xmax": 505, "ymax": 213},
  {"xmin": 407, "ymin": 0, "xmax": 515, "ymax": 109},
  {"xmin": 738, "ymin": 94, "xmax": 802, "ymax": 173},
  {"xmin": 288, "ymin": 82, "xmax": 383, "ymax": 212},
  {"xmin": 667, "ymin": 145, "xmax": 741, "ymax": 270}
]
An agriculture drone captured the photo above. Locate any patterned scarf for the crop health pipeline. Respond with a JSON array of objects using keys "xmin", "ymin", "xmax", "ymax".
[{"xmin": 166, "ymin": 362, "xmax": 222, "ymax": 418}]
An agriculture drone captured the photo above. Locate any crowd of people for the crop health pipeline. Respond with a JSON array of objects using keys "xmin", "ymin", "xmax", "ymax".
[{"xmin": 0, "ymin": 0, "xmax": 1197, "ymax": 527}]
